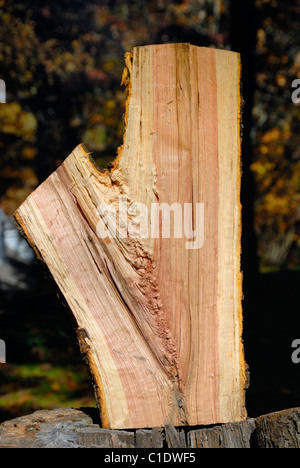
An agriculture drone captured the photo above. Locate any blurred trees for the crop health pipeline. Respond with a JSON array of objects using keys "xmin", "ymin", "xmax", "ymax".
[
  {"xmin": 0, "ymin": 0, "xmax": 299, "ymax": 270},
  {"xmin": 252, "ymin": 0, "xmax": 300, "ymax": 269},
  {"xmin": 0, "ymin": 0, "xmax": 228, "ymax": 212}
]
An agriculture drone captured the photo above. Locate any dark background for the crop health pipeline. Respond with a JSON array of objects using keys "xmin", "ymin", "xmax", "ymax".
[{"xmin": 0, "ymin": 0, "xmax": 299, "ymax": 423}]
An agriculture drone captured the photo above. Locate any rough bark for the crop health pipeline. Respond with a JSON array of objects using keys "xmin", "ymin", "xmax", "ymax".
[
  {"xmin": 0, "ymin": 407, "xmax": 299, "ymax": 448},
  {"xmin": 255, "ymin": 408, "xmax": 300, "ymax": 448}
]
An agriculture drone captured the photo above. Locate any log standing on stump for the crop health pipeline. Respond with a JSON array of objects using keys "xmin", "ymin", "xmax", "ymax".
[{"xmin": 15, "ymin": 43, "xmax": 247, "ymax": 430}]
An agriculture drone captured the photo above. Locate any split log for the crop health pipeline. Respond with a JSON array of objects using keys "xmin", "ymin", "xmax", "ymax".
[
  {"xmin": 14, "ymin": 43, "xmax": 246, "ymax": 430},
  {"xmin": 1, "ymin": 407, "xmax": 300, "ymax": 448}
]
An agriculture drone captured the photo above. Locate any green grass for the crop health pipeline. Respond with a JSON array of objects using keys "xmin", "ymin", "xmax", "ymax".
[{"xmin": 0, "ymin": 363, "xmax": 96, "ymax": 422}]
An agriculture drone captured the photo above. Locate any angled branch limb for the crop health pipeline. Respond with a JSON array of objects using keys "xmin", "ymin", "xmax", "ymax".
[{"xmin": 15, "ymin": 44, "xmax": 247, "ymax": 429}]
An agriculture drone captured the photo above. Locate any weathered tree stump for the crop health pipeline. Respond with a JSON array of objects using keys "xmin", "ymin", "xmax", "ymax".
[{"xmin": 0, "ymin": 407, "xmax": 300, "ymax": 448}]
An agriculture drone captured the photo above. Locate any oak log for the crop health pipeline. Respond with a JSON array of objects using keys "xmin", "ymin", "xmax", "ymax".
[{"xmin": 15, "ymin": 43, "xmax": 247, "ymax": 429}]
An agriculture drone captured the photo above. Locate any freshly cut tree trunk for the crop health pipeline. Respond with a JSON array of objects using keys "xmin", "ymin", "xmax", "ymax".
[{"xmin": 15, "ymin": 43, "xmax": 247, "ymax": 430}]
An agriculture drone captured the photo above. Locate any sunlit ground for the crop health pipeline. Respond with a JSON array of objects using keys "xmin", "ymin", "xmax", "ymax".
[{"xmin": 0, "ymin": 363, "xmax": 96, "ymax": 422}]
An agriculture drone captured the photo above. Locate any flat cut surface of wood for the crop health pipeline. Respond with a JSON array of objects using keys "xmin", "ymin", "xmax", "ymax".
[{"xmin": 15, "ymin": 43, "xmax": 247, "ymax": 429}]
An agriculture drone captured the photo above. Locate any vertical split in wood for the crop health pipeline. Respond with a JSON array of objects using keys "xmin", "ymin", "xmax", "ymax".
[{"xmin": 15, "ymin": 44, "xmax": 247, "ymax": 429}]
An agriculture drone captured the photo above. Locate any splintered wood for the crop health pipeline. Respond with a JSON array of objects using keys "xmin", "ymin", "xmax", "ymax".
[{"xmin": 15, "ymin": 44, "xmax": 247, "ymax": 429}]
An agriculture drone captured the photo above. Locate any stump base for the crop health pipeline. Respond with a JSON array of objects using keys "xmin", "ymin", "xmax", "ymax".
[{"xmin": 1, "ymin": 407, "xmax": 300, "ymax": 448}]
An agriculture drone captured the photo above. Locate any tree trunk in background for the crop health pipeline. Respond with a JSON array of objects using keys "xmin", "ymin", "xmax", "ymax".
[{"xmin": 14, "ymin": 44, "xmax": 247, "ymax": 430}]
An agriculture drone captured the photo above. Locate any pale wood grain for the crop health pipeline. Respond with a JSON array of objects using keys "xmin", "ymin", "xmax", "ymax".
[{"xmin": 15, "ymin": 44, "xmax": 247, "ymax": 429}]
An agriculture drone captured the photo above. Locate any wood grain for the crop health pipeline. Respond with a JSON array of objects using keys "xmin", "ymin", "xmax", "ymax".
[
  {"xmin": 15, "ymin": 44, "xmax": 247, "ymax": 429},
  {"xmin": 2, "ymin": 407, "xmax": 300, "ymax": 448}
]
